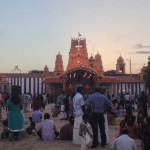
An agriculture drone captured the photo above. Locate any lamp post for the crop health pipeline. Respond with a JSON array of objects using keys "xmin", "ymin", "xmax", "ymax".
[{"xmin": 126, "ymin": 58, "xmax": 132, "ymax": 94}]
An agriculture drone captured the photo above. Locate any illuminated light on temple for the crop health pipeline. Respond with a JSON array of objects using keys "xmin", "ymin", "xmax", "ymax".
[
  {"xmin": 83, "ymin": 72, "xmax": 87, "ymax": 78},
  {"xmin": 87, "ymin": 74, "xmax": 92, "ymax": 79}
]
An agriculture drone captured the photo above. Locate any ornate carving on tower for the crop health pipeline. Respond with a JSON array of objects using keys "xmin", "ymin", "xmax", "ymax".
[
  {"xmin": 93, "ymin": 52, "xmax": 104, "ymax": 75},
  {"xmin": 67, "ymin": 38, "xmax": 89, "ymax": 70},
  {"xmin": 43, "ymin": 65, "xmax": 49, "ymax": 74},
  {"xmin": 54, "ymin": 52, "xmax": 64, "ymax": 76},
  {"xmin": 116, "ymin": 55, "xmax": 126, "ymax": 74}
]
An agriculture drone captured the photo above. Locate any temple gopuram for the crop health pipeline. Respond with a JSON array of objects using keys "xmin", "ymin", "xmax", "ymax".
[
  {"xmin": 44, "ymin": 37, "xmax": 118, "ymax": 94},
  {"xmin": 0, "ymin": 36, "xmax": 146, "ymax": 95}
]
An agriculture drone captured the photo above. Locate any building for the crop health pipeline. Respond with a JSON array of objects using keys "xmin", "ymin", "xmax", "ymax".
[{"xmin": 0, "ymin": 36, "xmax": 145, "ymax": 96}]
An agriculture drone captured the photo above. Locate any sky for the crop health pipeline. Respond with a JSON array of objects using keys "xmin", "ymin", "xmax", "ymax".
[{"xmin": 0, "ymin": 0, "xmax": 150, "ymax": 74}]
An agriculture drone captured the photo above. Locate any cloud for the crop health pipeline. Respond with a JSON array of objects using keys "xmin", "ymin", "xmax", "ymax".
[
  {"xmin": 135, "ymin": 51, "xmax": 150, "ymax": 54},
  {"xmin": 133, "ymin": 43, "xmax": 150, "ymax": 49}
]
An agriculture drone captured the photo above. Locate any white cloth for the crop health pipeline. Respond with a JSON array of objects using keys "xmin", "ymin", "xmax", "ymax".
[
  {"xmin": 59, "ymin": 105, "xmax": 66, "ymax": 119},
  {"xmin": 98, "ymin": 113, "xmax": 109, "ymax": 144},
  {"xmin": 73, "ymin": 116, "xmax": 83, "ymax": 145},
  {"xmin": 27, "ymin": 103, "xmax": 32, "ymax": 111},
  {"xmin": 111, "ymin": 134, "xmax": 136, "ymax": 150},
  {"xmin": 80, "ymin": 136, "xmax": 87, "ymax": 150},
  {"xmin": 73, "ymin": 93, "xmax": 84, "ymax": 118},
  {"xmin": 73, "ymin": 92, "xmax": 85, "ymax": 145},
  {"xmin": 124, "ymin": 94, "xmax": 130, "ymax": 101}
]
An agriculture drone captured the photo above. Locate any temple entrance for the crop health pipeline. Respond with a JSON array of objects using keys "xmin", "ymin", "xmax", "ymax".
[{"xmin": 65, "ymin": 68, "xmax": 98, "ymax": 93}]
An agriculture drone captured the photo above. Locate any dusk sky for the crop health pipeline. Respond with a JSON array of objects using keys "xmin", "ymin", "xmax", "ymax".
[{"xmin": 0, "ymin": 0, "xmax": 150, "ymax": 74}]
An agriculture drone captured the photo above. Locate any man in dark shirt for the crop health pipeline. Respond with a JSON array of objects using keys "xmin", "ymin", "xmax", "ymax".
[{"xmin": 85, "ymin": 86, "xmax": 111, "ymax": 148}]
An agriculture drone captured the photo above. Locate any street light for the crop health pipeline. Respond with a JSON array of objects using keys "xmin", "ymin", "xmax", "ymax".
[{"xmin": 126, "ymin": 58, "xmax": 132, "ymax": 94}]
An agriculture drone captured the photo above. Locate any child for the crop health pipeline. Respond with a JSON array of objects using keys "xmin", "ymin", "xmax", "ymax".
[
  {"xmin": 26, "ymin": 117, "xmax": 36, "ymax": 135},
  {"xmin": 79, "ymin": 114, "xmax": 93, "ymax": 150}
]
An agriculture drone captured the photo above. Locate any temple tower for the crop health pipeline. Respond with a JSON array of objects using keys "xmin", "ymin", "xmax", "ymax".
[
  {"xmin": 54, "ymin": 52, "xmax": 64, "ymax": 76},
  {"xmin": 43, "ymin": 65, "xmax": 49, "ymax": 74},
  {"xmin": 93, "ymin": 52, "xmax": 104, "ymax": 75},
  {"xmin": 67, "ymin": 38, "xmax": 89, "ymax": 70},
  {"xmin": 116, "ymin": 55, "xmax": 126, "ymax": 74},
  {"xmin": 89, "ymin": 54, "xmax": 94, "ymax": 69}
]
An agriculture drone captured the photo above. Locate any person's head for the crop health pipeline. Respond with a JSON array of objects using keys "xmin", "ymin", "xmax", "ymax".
[
  {"xmin": 141, "ymin": 91, "xmax": 145, "ymax": 95},
  {"xmin": 69, "ymin": 115, "xmax": 74, "ymax": 126},
  {"xmin": 100, "ymin": 86, "xmax": 106, "ymax": 94},
  {"xmin": 11, "ymin": 86, "xmax": 21, "ymax": 104},
  {"xmin": 94, "ymin": 86, "xmax": 101, "ymax": 93},
  {"xmin": 44, "ymin": 113, "xmax": 50, "ymax": 120},
  {"xmin": 82, "ymin": 114, "xmax": 89, "ymax": 123},
  {"xmin": 34, "ymin": 107, "xmax": 39, "ymax": 111},
  {"xmin": 77, "ymin": 86, "xmax": 84, "ymax": 94},
  {"xmin": 29, "ymin": 117, "xmax": 33, "ymax": 122},
  {"xmin": 121, "ymin": 128, "xmax": 129, "ymax": 135}
]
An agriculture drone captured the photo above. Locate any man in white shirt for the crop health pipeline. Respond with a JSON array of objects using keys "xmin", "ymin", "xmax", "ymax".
[
  {"xmin": 37, "ymin": 113, "xmax": 59, "ymax": 141},
  {"xmin": 73, "ymin": 86, "xmax": 85, "ymax": 145},
  {"xmin": 111, "ymin": 128, "xmax": 136, "ymax": 150}
]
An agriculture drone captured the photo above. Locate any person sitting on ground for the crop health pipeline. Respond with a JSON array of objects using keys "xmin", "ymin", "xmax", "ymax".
[
  {"xmin": 26, "ymin": 117, "xmax": 36, "ymax": 135},
  {"xmin": 37, "ymin": 113, "xmax": 59, "ymax": 141},
  {"xmin": 59, "ymin": 115, "xmax": 74, "ymax": 140},
  {"xmin": 1, "ymin": 117, "xmax": 9, "ymax": 139},
  {"xmin": 119, "ymin": 114, "xmax": 137, "ymax": 139},
  {"xmin": 50, "ymin": 102, "xmax": 61, "ymax": 117},
  {"xmin": 32, "ymin": 107, "xmax": 42, "ymax": 122},
  {"xmin": 111, "ymin": 128, "xmax": 136, "ymax": 150}
]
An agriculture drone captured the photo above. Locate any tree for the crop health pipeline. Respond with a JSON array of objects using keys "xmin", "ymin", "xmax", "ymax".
[
  {"xmin": 144, "ymin": 56, "xmax": 150, "ymax": 93},
  {"xmin": 104, "ymin": 70, "xmax": 116, "ymax": 76},
  {"xmin": 28, "ymin": 70, "xmax": 44, "ymax": 74}
]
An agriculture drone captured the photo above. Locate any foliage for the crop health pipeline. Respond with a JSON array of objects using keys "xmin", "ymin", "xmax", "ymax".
[
  {"xmin": 104, "ymin": 70, "xmax": 116, "ymax": 76},
  {"xmin": 28, "ymin": 70, "xmax": 44, "ymax": 74},
  {"xmin": 144, "ymin": 56, "xmax": 150, "ymax": 93}
]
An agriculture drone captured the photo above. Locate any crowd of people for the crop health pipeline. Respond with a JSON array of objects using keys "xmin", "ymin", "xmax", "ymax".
[{"xmin": 0, "ymin": 85, "xmax": 150, "ymax": 150}]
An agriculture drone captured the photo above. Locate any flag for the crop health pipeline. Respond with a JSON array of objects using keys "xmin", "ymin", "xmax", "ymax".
[{"xmin": 78, "ymin": 32, "xmax": 82, "ymax": 36}]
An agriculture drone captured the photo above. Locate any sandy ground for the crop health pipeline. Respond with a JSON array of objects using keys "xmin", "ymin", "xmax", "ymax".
[{"xmin": 0, "ymin": 104, "xmax": 146, "ymax": 150}]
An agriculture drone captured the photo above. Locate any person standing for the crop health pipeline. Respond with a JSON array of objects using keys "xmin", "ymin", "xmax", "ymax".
[
  {"xmin": 59, "ymin": 91, "xmax": 66, "ymax": 119},
  {"xmin": 85, "ymin": 86, "xmax": 111, "ymax": 148},
  {"xmin": 73, "ymin": 86, "xmax": 85, "ymax": 145},
  {"xmin": 124, "ymin": 92, "xmax": 130, "ymax": 106},
  {"xmin": 22, "ymin": 93, "xmax": 32, "ymax": 112},
  {"xmin": 111, "ymin": 128, "xmax": 136, "ymax": 150},
  {"xmin": 138, "ymin": 91, "xmax": 148, "ymax": 118},
  {"xmin": 7, "ymin": 86, "xmax": 24, "ymax": 141}
]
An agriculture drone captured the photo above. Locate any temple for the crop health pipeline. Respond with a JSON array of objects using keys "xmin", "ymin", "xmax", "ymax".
[
  {"xmin": 0, "ymin": 36, "xmax": 146, "ymax": 95},
  {"xmin": 43, "ymin": 37, "xmax": 118, "ymax": 94}
]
